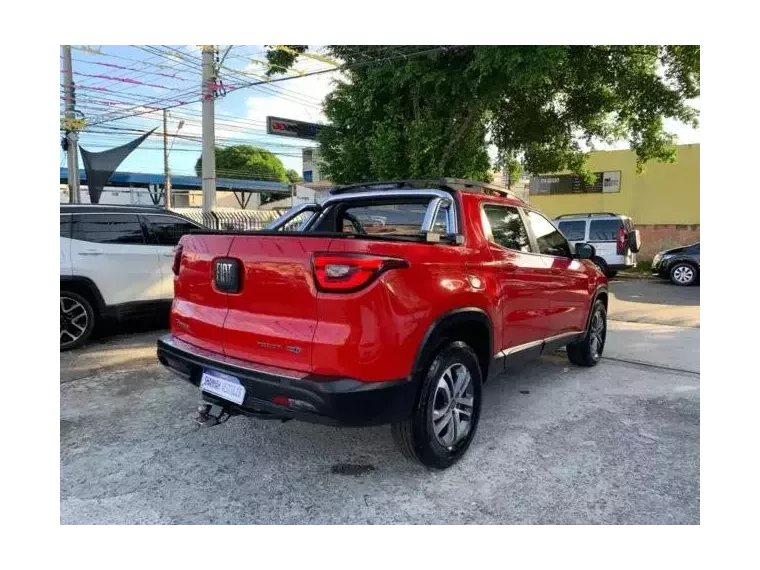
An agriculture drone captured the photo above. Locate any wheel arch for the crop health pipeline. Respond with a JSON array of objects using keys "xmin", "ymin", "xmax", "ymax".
[
  {"xmin": 584, "ymin": 286, "xmax": 609, "ymax": 334},
  {"xmin": 412, "ymin": 307, "xmax": 493, "ymax": 383},
  {"xmin": 60, "ymin": 276, "xmax": 106, "ymax": 315}
]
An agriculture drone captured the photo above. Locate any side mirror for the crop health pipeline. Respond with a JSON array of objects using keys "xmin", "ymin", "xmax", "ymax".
[{"xmin": 575, "ymin": 242, "xmax": 596, "ymax": 259}]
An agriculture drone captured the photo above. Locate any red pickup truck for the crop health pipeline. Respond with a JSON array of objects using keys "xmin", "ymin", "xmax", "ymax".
[{"xmin": 157, "ymin": 179, "xmax": 608, "ymax": 469}]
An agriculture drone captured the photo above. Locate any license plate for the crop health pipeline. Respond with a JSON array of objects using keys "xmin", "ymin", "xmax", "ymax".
[{"xmin": 200, "ymin": 369, "xmax": 246, "ymax": 405}]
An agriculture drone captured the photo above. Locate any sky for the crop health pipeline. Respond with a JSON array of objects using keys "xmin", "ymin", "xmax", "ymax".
[{"xmin": 61, "ymin": 45, "xmax": 699, "ymax": 180}]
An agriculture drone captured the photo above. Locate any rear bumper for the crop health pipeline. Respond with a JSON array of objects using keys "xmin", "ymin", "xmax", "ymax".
[{"xmin": 157, "ymin": 335, "xmax": 417, "ymax": 427}]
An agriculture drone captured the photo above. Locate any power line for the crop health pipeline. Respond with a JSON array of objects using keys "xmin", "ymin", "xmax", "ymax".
[{"xmin": 88, "ymin": 45, "xmax": 459, "ymax": 126}]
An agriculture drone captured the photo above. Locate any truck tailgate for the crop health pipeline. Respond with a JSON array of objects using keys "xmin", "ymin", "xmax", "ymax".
[
  {"xmin": 171, "ymin": 234, "xmax": 235, "ymax": 354},
  {"xmin": 220, "ymin": 235, "xmax": 333, "ymax": 372}
]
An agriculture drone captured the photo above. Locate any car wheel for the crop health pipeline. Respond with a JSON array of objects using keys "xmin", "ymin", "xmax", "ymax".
[
  {"xmin": 391, "ymin": 341, "xmax": 482, "ymax": 469},
  {"xmin": 567, "ymin": 300, "xmax": 607, "ymax": 367},
  {"xmin": 60, "ymin": 291, "xmax": 95, "ymax": 351},
  {"xmin": 606, "ymin": 270, "xmax": 618, "ymax": 279},
  {"xmin": 670, "ymin": 262, "xmax": 698, "ymax": 286},
  {"xmin": 592, "ymin": 257, "xmax": 608, "ymax": 277}
]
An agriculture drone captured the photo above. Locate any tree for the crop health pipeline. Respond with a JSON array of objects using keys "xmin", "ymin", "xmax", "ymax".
[
  {"xmin": 266, "ymin": 46, "xmax": 699, "ymax": 184},
  {"xmin": 286, "ymin": 169, "xmax": 303, "ymax": 184},
  {"xmin": 195, "ymin": 144, "xmax": 289, "ymax": 204}
]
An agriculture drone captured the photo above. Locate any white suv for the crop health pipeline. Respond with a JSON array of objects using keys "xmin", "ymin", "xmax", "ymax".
[
  {"xmin": 60, "ymin": 205, "xmax": 204, "ymax": 350},
  {"xmin": 554, "ymin": 213, "xmax": 641, "ymax": 278}
]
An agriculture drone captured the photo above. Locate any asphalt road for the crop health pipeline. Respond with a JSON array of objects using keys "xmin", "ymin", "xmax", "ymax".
[
  {"xmin": 60, "ymin": 278, "xmax": 700, "ymax": 524},
  {"xmin": 608, "ymin": 277, "xmax": 699, "ymax": 328}
]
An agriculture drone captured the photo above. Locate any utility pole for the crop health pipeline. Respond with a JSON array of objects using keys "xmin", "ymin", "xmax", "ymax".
[
  {"xmin": 163, "ymin": 109, "xmax": 171, "ymax": 208},
  {"xmin": 201, "ymin": 45, "xmax": 216, "ymax": 213},
  {"xmin": 62, "ymin": 45, "xmax": 80, "ymax": 203}
]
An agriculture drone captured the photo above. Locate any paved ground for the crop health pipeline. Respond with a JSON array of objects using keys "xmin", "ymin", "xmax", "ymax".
[
  {"xmin": 608, "ymin": 278, "xmax": 699, "ymax": 328},
  {"xmin": 60, "ymin": 278, "xmax": 700, "ymax": 524}
]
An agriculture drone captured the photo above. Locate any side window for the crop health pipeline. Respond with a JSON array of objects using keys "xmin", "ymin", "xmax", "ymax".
[
  {"xmin": 72, "ymin": 214, "xmax": 146, "ymax": 245},
  {"xmin": 557, "ymin": 220, "xmax": 586, "ymax": 242},
  {"xmin": 145, "ymin": 215, "xmax": 201, "ymax": 246},
  {"xmin": 589, "ymin": 219, "xmax": 623, "ymax": 241},
  {"xmin": 482, "ymin": 205, "xmax": 531, "ymax": 252},
  {"xmin": 525, "ymin": 210, "xmax": 572, "ymax": 258},
  {"xmin": 60, "ymin": 214, "xmax": 71, "ymax": 238}
]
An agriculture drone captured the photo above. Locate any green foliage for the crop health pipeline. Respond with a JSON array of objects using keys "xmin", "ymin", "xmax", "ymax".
[
  {"xmin": 195, "ymin": 145, "xmax": 288, "ymax": 183},
  {"xmin": 266, "ymin": 45, "xmax": 699, "ymax": 184},
  {"xmin": 195, "ymin": 145, "xmax": 290, "ymax": 205},
  {"xmin": 286, "ymin": 169, "xmax": 303, "ymax": 183}
]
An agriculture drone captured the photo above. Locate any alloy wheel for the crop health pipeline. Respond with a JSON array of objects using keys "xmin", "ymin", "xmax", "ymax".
[
  {"xmin": 431, "ymin": 363, "xmax": 475, "ymax": 448},
  {"xmin": 672, "ymin": 265, "xmax": 695, "ymax": 285},
  {"xmin": 588, "ymin": 308, "xmax": 607, "ymax": 361},
  {"xmin": 60, "ymin": 296, "xmax": 89, "ymax": 347}
]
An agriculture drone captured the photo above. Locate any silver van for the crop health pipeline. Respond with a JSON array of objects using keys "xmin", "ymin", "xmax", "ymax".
[{"xmin": 555, "ymin": 213, "xmax": 641, "ymax": 278}]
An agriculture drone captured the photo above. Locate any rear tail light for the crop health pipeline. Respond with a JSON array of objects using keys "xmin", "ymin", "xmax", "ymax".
[
  {"xmin": 172, "ymin": 244, "xmax": 183, "ymax": 276},
  {"xmin": 616, "ymin": 226, "xmax": 626, "ymax": 255},
  {"xmin": 312, "ymin": 253, "xmax": 408, "ymax": 292}
]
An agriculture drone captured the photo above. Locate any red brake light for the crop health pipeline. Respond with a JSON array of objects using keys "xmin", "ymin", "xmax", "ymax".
[
  {"xmin": 312, "ymin": 253, "xmax": 408, "ymax": 292},
  {"xmin": 172, "ymin": 244, "xmax": 183, "ymax": 276},
  {"xmin": 616, "ymin": 226, "xmax": 626, "ymax": 255}
]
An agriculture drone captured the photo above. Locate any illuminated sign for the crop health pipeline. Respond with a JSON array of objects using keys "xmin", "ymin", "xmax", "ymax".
[{"xmin": 266, "ymin": 116, "xmax": 322, "ymax": 140}]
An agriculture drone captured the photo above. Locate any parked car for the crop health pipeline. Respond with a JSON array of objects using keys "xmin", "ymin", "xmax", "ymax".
[
  {"xmin": 158, "ymin": 179, "xmax": 609, "ymax": 469},
  {"xmin": 652, "ymin": 242, "xmax": 700, "ymax": 286},
  {"xmin": 60, "ymin": 204, "xmax": 205, "ymax": 350},
  {"xmin": 554, "ymin": 213, "xmax": 641, "ymax": 278}
]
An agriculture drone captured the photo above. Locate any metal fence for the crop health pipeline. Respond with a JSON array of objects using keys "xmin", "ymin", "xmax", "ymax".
[{"xmin": 173, "ymin": 208, "xmax": 286, "ymax": 232}]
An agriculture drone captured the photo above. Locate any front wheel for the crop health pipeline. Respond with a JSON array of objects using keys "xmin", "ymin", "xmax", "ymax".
[
  {"xmin": 392, "ymin": 341, "xmax": 483, "ymax": 469},
  {"xmin": 567, "ymin": 299, "xmax": 607, "ymax": 367},
  {"xmin": 670, "ymin": 262, "xmax": 698, "ymax": 286}
]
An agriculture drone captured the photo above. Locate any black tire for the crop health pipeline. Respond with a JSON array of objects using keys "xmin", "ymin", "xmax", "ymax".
[
  {"xmin": 567, "ymin": 300, "xmax": 607, "ymax": 367},
  {"xmin": 595, "ymin": 258, "xmax": 617, "ymax": 279},
  {"xmin": 669, "ymin": 262, "xmax": 698, "ymax": 286},
  {"xmin": 591, "ymin": 257, "xmax": 609, "ymax": 275},
  {"xmin": 391, "ymin": 341, "xmax": 483, "ymax": 469},
  {"xmin": 60, "ymin": 290, "xmax": 95, "ymax": 351}
]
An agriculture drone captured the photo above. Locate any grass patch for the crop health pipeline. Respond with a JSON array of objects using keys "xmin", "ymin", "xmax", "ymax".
[{"xmin": 618, "ymin": 260, "xmax": 653, "ymax": 278}]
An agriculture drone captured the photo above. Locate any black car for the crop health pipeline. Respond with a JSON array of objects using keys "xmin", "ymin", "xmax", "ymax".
[{"xmin": 651, "ymin": 242, "xmax": 700, "ymax": 286}]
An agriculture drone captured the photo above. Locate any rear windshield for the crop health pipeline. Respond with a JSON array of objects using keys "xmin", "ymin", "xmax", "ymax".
[
  {"xmin": 557, "ymin": 220, "xmax": 586, "ymax": 241},
  {"xmin": 339, "ymin": 202, "xmax": 447, "ymax": 236},
  {"xmin": 589, "ymin": 219, "xmax": 623, "ymax": 241}
]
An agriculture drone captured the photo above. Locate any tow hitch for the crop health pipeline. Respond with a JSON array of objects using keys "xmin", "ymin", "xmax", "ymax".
[{"xmin": 194, "ymin": 403, "xmax": 234, "ymax": 427}]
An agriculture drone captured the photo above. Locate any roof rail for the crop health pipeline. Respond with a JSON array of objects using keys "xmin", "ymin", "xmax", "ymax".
[
  {"xmin": 330, "ymin": 178, "xmax": 523, "ymax": 201},
  {"xmin": 555, "ymin": 212, "xmax": 620, "ymax": 219}
]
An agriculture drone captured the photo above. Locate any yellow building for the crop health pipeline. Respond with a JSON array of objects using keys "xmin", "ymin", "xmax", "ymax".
[{"xmin": 528, "ymin": 143, "xmax": 700, "ymax": 259}]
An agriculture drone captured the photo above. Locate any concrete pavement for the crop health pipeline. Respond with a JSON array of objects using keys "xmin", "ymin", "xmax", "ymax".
[
  {"xmin": 604, "ymin": 321, "xmax": 699, "ymax": 374},
  {"xmin": 60, "ymin": 355, "xmax": 698, "ymax": 524},
  {"xmin": 60, "ymin": 277, "xmax": 700, "ymax": 524}
]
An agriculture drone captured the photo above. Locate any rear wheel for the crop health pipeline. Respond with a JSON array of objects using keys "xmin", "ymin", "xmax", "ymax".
[
  {"xmin": 392, "ymin": 341, "xmax": 482, "ymax": 469},
  {"xmin": 567, "ymin": 300, "xmax": 607, "ymax": 367},
  {"xmin": 670, "ymin": 262, "xmax": 698, "ymax": 286},
  {"xmin": 60, "ymin": 291, "xmax": 95, "ymax": 351},
  {"xmin": 592, "ymin": 257, "xmax": 616, "ymax": 279}
]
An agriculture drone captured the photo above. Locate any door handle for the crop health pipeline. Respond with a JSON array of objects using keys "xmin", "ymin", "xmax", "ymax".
[
  {"xmin": 78, "ymin": 250, "xmax": 103, "ymax": 256},
  {"xmin": 162, "ymin": 252, "xmax": 175, "ymax": 257}
]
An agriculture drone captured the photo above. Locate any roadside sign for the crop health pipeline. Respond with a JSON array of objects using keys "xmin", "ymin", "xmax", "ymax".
[{"xmin": 266, "ymin": 116, "xmax": 322, "ymax": 140}]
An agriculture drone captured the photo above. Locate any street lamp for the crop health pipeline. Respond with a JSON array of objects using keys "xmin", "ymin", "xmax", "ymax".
[{"xmin": 163, "ymin": 111, "xmax": 185, "ymax": 208}]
